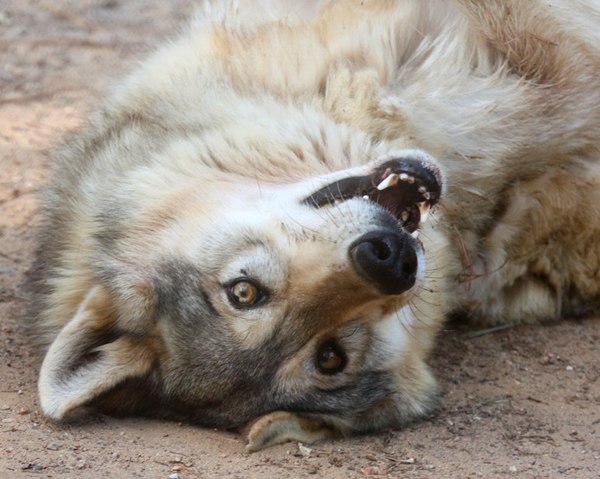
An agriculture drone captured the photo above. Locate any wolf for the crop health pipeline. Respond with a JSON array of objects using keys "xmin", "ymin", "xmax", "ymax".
[{"xmin": 28, "ymin": 0, "xmax": 600, "ymax": 451}]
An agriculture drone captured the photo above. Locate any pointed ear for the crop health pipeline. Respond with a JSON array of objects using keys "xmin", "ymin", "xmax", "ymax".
[{"xmin": 38, "ymin": 285, "xmax": 157, "ymax": 420}]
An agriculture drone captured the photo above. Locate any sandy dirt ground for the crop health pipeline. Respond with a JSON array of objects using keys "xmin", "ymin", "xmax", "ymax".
[{"xmin": 1, "ymin": 2, "xmax": 599, "ymax": 478}]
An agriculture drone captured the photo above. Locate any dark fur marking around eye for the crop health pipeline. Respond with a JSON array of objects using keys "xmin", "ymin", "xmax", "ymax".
[
  {"xmin": 280, "ymin": 371, "xmax": 393, "ymax": 416},
  {"xmin": 153, "ymin": 259, "xmax": 218, "ymax": 319}
]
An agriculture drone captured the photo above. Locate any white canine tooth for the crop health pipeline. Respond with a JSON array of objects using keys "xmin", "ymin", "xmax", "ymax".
[
  {"xmin": 362, "ymin": 195, "xmax": 369, "ymax": 200},
  {"xmin": 411, "ymin": 230, "xmax": 419, "ymax": 238},
  {"xmin": 400, "ymin": 210, "xmax": 410, "ymax": 222},
  {"xmin": 407, "ymin": 176, "xmax": 415, "ymax": 184},
  {"xmin": 399, "ymin": 173, "xmax": 409, "ymax": 181},
  {"xmin": 418, "ymin": 186, "xmax": 427, "ymax": 194},
  {"xmin": 418, "ymin": 201, "xmax": 430, "ymax": 222},
  {"xmin": 423, "ymin": 191, "xmax": 431, "ymax": 200},
  {"xmin": 376, "ymin": 173, "xmax": 399, "ymax": 191}
]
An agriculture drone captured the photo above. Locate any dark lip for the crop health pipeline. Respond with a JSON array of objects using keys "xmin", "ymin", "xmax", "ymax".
[{"xmin": 302, "ymin": 157, "xmax": 442, "ymax": 231}]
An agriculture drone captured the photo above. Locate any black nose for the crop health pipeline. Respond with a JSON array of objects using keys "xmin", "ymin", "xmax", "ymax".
[{"xmin": 349, "ymin": 229, "xmax": 418, "ymax": 295}]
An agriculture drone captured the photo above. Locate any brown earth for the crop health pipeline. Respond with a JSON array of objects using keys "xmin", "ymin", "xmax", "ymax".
[{"xmin": 0, "ymin": 2, "xmax": 599, "ymax": 478}]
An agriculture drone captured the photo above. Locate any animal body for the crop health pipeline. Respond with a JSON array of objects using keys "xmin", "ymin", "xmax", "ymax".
[{"xmin": 28, "ymin": 0, "xmax": 600, "ymax": 450}]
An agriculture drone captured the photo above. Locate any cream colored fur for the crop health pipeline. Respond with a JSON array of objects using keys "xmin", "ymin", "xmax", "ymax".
[
  {"xmin": 115, "ymin": 0, "xmax": 600, "ymax": 323},
  {"xmin": 30, "ymin": 0, "xmax": 600, "ymax": 450}
]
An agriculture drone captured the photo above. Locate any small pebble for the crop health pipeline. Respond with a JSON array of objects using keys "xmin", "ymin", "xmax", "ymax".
[
  {"xmin": 298, "ymin": 443, "xmax": 312, "ymax": 457},
  {"xmin": 21, "ymin": 463, "xmax": 44, "ymax": 471},
  {"xmin": 540, "ymin": 354, "xmax": 559, "ymax": 365},
  {"xmin": 360, "ymin": 465, "xmax": 381, "ymax": 476}
]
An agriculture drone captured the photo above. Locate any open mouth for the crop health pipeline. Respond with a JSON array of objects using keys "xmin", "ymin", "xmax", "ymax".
[{"xmin": 303, "ymin": 158, "xmax": 442, "ymax": 234}]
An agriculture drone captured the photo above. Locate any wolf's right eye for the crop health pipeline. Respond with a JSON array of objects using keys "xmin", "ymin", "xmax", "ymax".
[
  {"xmin": 226, "ymin": 278, "xmax": 267, "ymax": 309},
  {"xmin": 315, "ymin": 340, "xmax": 347, "ymax": 375}
]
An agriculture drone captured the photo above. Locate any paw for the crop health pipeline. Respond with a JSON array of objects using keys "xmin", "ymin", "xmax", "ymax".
[{"xmin": 245, "ymin": 411, "xmax": 335, "ymax": 452}]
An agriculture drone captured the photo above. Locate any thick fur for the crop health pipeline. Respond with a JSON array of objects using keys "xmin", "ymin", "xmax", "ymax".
[{"xmin": 28, "ymin": 0, "xmax": 600, "ymax": 450}]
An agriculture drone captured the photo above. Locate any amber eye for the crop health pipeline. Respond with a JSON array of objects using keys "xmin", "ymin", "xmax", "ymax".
[
  {"xmin": 316, "ymin": 340, "xmax": 347, "ymax": 375},
  {"xmin": 226, "ymin": 278, "xmax": 265, "ymax": 308}
]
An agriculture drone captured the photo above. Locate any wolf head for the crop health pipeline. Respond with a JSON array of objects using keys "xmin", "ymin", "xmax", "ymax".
[
  {"xmin": 37, "ymin": 123, "xmax": 448, "ymax": 448},
  {"xmin": 33, "ymin": 0, "xmax": 453, "ymax": 449}
]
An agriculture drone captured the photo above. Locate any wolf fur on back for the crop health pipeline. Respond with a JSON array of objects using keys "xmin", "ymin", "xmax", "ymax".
[{"xmin": 28, "ymin": 0, "xmax": 600, "ymax": 450}]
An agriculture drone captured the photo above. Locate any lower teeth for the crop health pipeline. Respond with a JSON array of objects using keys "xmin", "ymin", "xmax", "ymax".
[
  {"xmin": 418, "ymin": 202, "xmax": 430, "ymax": 222},
  {"xmin": 376, "ymin": 173, "xmax": 399, "ymax": 191}
]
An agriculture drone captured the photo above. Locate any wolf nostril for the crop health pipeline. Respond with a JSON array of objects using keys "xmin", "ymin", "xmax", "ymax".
[
  {"xmin": 370, "ymin": 238, "xmax": 392, "ymax": 261},
  {"xmin": 349, "ymin": 230, "xmax": 418, "ymax": 295}
]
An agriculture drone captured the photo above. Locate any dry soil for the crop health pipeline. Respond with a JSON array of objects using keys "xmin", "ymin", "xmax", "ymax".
[{"xmin": 1, "ymin": 2, "xmax": 598, "ymax": 478}]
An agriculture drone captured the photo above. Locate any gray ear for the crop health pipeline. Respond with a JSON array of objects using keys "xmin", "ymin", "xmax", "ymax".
[{"xmin": 38, "ymin": 285, "xmax": 156, "ymax": 420}]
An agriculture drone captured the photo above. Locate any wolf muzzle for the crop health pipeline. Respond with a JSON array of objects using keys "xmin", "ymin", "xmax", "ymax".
[{"xmin": 349, "ymin": 229, "xmax": 417, "ymax": 295}]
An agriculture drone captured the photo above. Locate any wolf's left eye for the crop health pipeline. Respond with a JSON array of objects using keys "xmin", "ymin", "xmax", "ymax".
[{"xmin": 226, "ymin": 278, "xmax": 266, "ymax": 308}]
